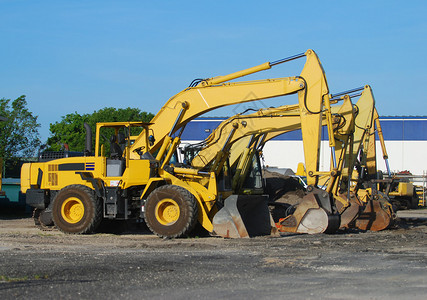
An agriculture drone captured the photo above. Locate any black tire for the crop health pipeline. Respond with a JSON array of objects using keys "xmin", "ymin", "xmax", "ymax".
[
  {"xmin": 144, "ymin": 185, "xmax": 198, "ymax": 238},
  {"xmin": 52, "ymin": 185, "xmax": 102, "ymax": 234},
  {"xmin": 33, "ymin": 208, "xmax": 55, "ymax": 231}
]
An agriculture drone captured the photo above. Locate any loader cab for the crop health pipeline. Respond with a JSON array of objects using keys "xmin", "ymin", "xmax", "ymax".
[{"xmin": 95, "ymin": 121, "xmax": 151, "ymax": 177}]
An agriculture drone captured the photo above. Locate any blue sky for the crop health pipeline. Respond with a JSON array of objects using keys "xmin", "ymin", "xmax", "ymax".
[{"xmin": 1, "ymin": 0, "xmax": 426, "ymax": 142}]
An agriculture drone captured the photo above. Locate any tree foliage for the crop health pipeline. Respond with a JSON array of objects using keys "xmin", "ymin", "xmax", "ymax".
[
  {"xmin": 0, "ymin": 95, "xmax": 41, "ymax": 160},
  {"xmin": 47, "ymin": 107, "xmax": 154, "ymax": 151}
]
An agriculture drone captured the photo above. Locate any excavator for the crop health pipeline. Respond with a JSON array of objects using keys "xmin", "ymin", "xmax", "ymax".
[
  {"xmin": 182, "ymin": 94, "xmax": 359, "ymax": 234},
  {"xmin": 22, "ymin": 49, "xmax": 340, "ymax": 238},
  {"xmin": 191, "ymin": 85, "xmax": 395, "ymax": 233},
  {"xmin": 182, "ymin": 102, "xmax": 342, "ymax": 235}
]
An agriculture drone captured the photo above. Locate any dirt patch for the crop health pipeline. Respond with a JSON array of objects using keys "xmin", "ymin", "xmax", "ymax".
[{"xmin": 1, "ymin": 214, "xmax": 426, "ymax": 299}]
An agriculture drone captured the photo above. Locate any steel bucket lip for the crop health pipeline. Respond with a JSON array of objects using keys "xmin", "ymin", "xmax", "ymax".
[{"xmin": 212, "ymin": 195, "xmax": 274, "ymax": 238}]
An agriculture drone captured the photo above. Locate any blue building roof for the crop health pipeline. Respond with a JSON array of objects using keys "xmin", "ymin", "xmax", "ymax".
[{"xmin": 180, "ymin": 116, "xmax": 427, "ymax": 141}]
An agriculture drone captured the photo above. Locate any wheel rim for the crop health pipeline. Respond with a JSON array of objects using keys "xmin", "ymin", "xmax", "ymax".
[
  {"xmin": 61, "ymin": 197, "xmax": 84, "ymax": 224},
  {"xmin": 155, "ymin": 199, "xmax": 180, "ymax": 225}
]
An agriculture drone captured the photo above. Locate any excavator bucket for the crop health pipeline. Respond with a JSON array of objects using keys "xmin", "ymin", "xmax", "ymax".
[
  {"xmin": 335, "ymin": 193, "xmax": 363, "ymax": 229},
  {"xmin": 333, "ymin": 192, "xmax": 395, "ymax": 231},
  {"xmin": 212, "ymin": 195, "xmax": 277, "ymax": 238},
  {"xmin": 276, "ymin": 188, "xmax": 340, "ymax": 234},
  {"xmin": 354, "ymin": 195, "xmax": 395, "ymax": 231}
]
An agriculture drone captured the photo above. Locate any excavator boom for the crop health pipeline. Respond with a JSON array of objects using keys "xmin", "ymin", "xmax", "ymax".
[
  {"xmin": 189, "ymin": 104, "xmax": 302, "ymax": 170},
  {"xmin": 130, "ymin": 50, "xmax": 328, "ymax": 160}
]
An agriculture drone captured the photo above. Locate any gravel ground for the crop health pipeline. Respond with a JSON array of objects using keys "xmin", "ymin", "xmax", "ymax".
[{"xmin": 0, "ymin": 211, "xmax": 426, "ymax": 300}]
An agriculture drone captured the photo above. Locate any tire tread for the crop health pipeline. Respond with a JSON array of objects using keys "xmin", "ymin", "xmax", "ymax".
[
  {"xmin": 145, "ymin": 185, "xmax": 198, "ymax": 238},
  {"xmin": 53, "ymin": 184, "xmax": 102, "ymax": 234}
]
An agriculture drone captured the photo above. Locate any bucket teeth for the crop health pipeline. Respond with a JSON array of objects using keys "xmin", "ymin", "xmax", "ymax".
[{"xmin": 276, "ymin": 189, "xmax": 339, "ymax": 234}]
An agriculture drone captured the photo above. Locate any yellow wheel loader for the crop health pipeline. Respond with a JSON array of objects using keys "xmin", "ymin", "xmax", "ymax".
[{"xmin": 22, "ymin": 49, "xmax": 338, "ymax": 238}]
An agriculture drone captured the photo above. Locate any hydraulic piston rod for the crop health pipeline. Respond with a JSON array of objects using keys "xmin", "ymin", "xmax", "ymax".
[
  {"xmin": 206, "ymin": 52, "xmax": 307, "ymax": 86},
  {"xmin": 270, "ymin": 52, "xmax": 306, "ymax": 66},
  {"xmin": 330, "ymin": 86, "xmax": 364, "ymax": 100}
]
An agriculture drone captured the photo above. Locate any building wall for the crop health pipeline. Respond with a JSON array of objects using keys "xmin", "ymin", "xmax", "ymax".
[
  {"xmin": 181, "ymin": 117, "xmax": 427, "ymax": 175},
  {"xmin": 260, "ymin": 140, "xmax": 427, "ymax": 175}
]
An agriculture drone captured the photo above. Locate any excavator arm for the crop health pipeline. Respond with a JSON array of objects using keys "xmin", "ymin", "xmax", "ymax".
[
  {"xmin": 189, "ymin": 104, "xmax": 302, "ymax": 170},
  {"xmin": 368, "ymin": 108, "xmax": 391, "ymax": 176},
  {"xmin": 129, "ymin": 50, "xmax": 328, "ymax": 161}
]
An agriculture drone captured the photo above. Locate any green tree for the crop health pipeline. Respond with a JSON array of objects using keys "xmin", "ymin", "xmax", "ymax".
[
  {"xmin": 46, "ymin": 112, "xmax": 87, "ymax": 152},
  {"xmin": 0, "ymin": 95, "xmax": 41, "ymax": 160},
  {"xmin": 47, "ymin": 107, "xmax": 154, "ymax": 151}
]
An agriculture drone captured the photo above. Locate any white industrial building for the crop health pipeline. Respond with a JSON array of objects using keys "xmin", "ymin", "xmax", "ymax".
[{"xmin": 181, "ymin": 116, "xmax": 427, "ymax": 176}]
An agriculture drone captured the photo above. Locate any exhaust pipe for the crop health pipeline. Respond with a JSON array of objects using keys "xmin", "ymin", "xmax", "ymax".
[{"xmin": 84, "ymin": 122, "xmax": 92, "ymax": 156}]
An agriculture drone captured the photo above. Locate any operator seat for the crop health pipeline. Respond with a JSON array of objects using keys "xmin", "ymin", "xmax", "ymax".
[
  {"xmin": 110, "ymin": 135, "xmax": 123, "ymax": 159},
  {"xmin": 107, "ymin": 134, "xmax": 125, "ymax": 177},
  {"xmin": 117, "ymin": 132, "xmax": 126, "ymax": 147}
]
